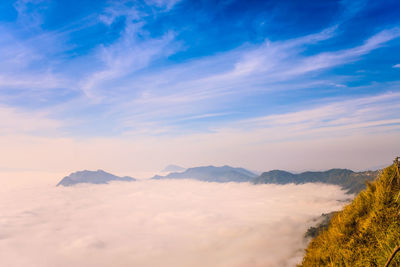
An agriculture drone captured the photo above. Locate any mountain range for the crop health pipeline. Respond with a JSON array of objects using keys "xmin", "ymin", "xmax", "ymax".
[
  {"xmin": 56, "ymin": 170, "xmax": 136, "ymax": 186},
  {"xmin": 152, "ymin": 165, "xmax": 257, "ymax": 182},
  {"xmin": 253, "ymin": 169, "xmax": 379, "ymax": 194},
  {"xmin": 57, "ymin": 166, "xmax": 379, "ymax": 193}
]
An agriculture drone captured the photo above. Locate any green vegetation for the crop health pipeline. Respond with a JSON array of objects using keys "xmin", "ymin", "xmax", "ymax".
[
  {"xmin": 253, "ymin": 169, "xmax": 379, "ymax": 194},
  {"xmin": 301, "ymin": 159, "xmax": 400, "ymax": 266},
  {"xmin": 304, "ymin": 212, "xmax": 337, "ymax": 239}
]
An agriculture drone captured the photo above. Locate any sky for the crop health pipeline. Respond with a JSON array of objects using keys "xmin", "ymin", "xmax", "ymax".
[{"xmin": 0, "ymin": 0, "xmax": 400, "ymax": 175}]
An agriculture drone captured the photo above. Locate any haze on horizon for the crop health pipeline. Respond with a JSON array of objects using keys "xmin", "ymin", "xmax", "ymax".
[{"xmin": 0, "ymin": 0, "xmax": 399, "ymax": 175}]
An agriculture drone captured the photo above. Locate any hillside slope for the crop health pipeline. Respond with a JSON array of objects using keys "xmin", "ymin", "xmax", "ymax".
[
  {"xmin": 301, "ymin": 159, "xmax": 400, "ymax": 266},
  {"xmin": 253, "ymin": 169, "xmax": 378, "ymax": 194}
]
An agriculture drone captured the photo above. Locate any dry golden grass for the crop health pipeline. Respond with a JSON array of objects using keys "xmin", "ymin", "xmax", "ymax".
[{"xmin": 301, "ymin": 159, "xmax": 400, "ymax": 267}]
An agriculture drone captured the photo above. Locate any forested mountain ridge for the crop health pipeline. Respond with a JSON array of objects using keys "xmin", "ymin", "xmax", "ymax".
[
  {"xmin": 301, "ymin": 158, "xmax": 400, "ymax": 266},
  {"xmin": 253, "ymin": 168, "xmax": 379, "ymax": 194}
]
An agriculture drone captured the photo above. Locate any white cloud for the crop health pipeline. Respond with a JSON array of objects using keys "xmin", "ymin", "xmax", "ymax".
[
  {"xmin": 0, "ymin": 180, "xmax": 349, "ymax": 267},
  {"xmin": 393, "ymin": 64, "xmax": 400, "ymax": 68}
]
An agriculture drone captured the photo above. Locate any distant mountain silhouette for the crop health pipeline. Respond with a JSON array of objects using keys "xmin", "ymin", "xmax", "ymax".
[
  {"xmin": 153, "ymin": 165, "xmax": 257, "ymax": 182},
  {"xmin": 252, "ymin": 169, "xmax": 379, "ymax": 193},
  {"xmin": 161, "ymin": 164, "xmax": 186, "ymax": 173},
  {"xmin": 57, "ymin": 170, "xmax": 136, "ymax": 186}
]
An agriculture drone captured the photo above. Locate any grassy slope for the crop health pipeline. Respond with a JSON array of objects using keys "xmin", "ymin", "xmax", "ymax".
[{"xmin": 301, "ymin": 160, "xmax": 400, "ymax": 266}]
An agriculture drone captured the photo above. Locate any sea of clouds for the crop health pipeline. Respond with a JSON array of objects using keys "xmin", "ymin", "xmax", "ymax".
[{"xmin": 0, "ymin": 178, "xmax": 349, "ymax": 267}]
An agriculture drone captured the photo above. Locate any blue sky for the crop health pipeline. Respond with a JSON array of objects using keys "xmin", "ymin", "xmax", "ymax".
[{"xmin": 0, "ymin": 0, "xmax": 399, "ymax": 173}]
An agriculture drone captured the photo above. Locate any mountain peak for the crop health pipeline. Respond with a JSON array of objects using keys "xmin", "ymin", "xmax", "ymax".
[
  {"xmin": 161, "ymin": 165, "xmax": 186, "ymax": 173},
  {"xmin": 56, "ymin": 170, "xmax": 136, "ymax": 186},
  {"xmin": 153, "ymin": 165, "xmax": 257, "ymax": 183}
]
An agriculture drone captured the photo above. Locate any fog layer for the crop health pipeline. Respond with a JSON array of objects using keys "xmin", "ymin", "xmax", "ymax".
[{"xmin": 0, "ymin": 179, "xmax": 349, "ymax": 267}]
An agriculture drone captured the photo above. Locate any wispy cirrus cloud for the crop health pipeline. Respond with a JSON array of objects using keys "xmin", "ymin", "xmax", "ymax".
[
  {"xmin": 234, "ymin": 91, "xmax": 400, "ymax": 140},
  {"xmin": 95, "ymin": 27, "xmax": 400, "ymax": 135},
  {"xmin": 0, "ymin": 0, "xmax": 181, "ymax": 104},
  {"xmin": 79, "ymin": 29, "xmax": 178, "ymax": 100},
  {"xmin": 78, "ymin": 0, "xmax": 182, "ymax": 100}
]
